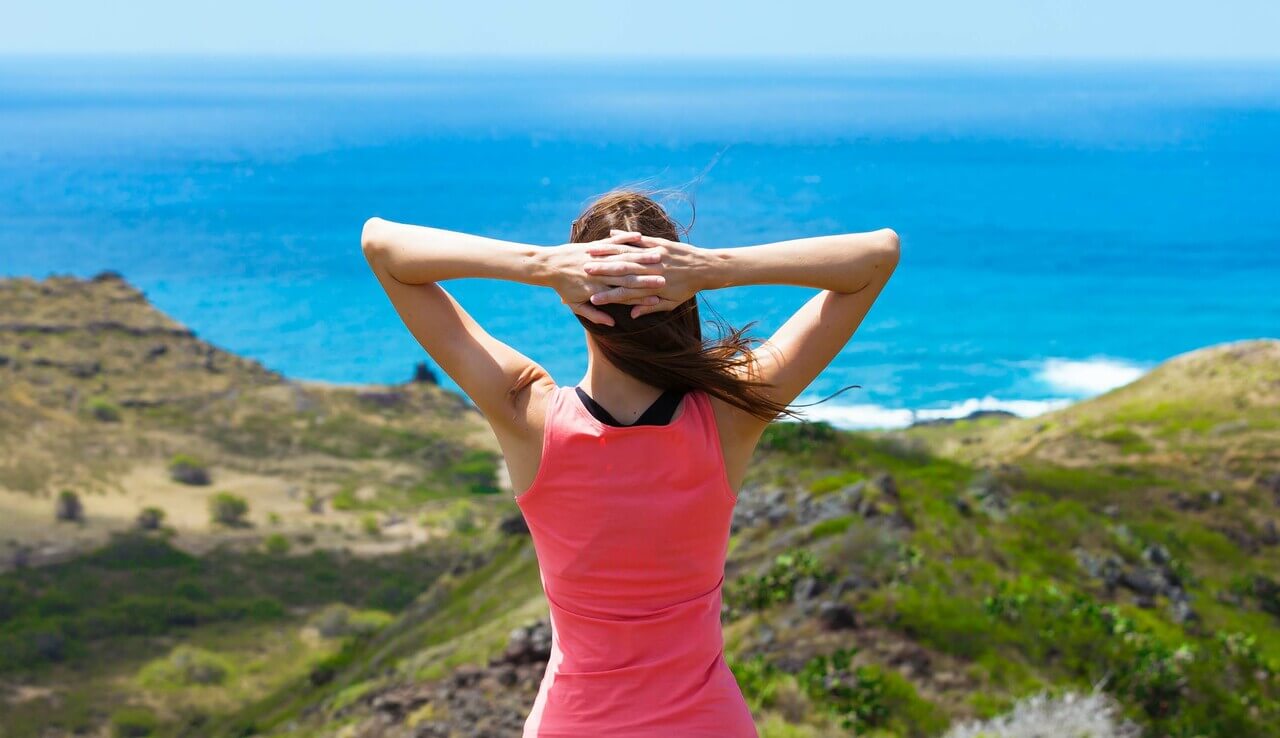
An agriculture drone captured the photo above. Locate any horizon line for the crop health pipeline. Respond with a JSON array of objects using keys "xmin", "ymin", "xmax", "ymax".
[{"xmin": 2, "ymin": 51, "xmax": 1279, "ymax": 65}]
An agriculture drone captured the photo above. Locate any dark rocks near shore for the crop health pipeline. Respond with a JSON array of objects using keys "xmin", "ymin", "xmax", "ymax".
[
  {"xmin": 909, "ymin": 409, "xmax": 1017, "ymax": 428},
  {"xmin": 412, "ymin": 361, "xmax": 439, "ymax": 385}
]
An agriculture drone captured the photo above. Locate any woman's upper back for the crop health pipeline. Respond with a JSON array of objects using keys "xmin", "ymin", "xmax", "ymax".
[{"xmin": 514, "ymin": 385, "xmax": 737, "ymax": 613}]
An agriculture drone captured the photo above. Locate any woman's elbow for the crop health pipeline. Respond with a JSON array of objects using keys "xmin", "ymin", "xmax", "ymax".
[
  {"xmin": 874, "ymin": 228, "xmax": 901, "ymax": 273},
  {"xmin": 361, "ymin": 217, "xmax": 389, "ymax": 261}
]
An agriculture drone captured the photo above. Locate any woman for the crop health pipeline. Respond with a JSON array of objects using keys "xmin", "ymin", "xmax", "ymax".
[{"xmin": 361, "ymin": 190, "xmax": 899, "ymax": 737}]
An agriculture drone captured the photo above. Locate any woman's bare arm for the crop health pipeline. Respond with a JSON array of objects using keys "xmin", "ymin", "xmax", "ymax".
[
  {"xmin": 360, "ymin": 217, "xmax": 664, "ymax": 429},
  {"xmin": 587, "ymin": 229, "xmax": 900, "ymax": 443},
  {"xmin": 700, "ymin": 230, "xmax": 901, "ymax": 294},
  {"xmin": 700, "ymin": 230, "xmax": 901, "ymax": 411}
]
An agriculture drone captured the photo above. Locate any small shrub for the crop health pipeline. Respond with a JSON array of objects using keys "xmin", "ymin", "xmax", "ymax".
[
  {"xmin": 449, "ymin": 449, "xmax": 500, "ymax": 494},
  {"xmin": 797, "ymin": 648, "xmax": 888, "ymax": 732},
  {"xmin": 981, "ymin": 578, "xmax": 1280, "ymax": 734},
  {"xmin": 139, "ymin": 645, "xmax": 231, "ymax": 687},
  {"xmin": 760, "ymin": 420, "xmax": 839, "ymax": 454},
  {"xmin": 208, "ymin": 492, "xmax": 249, "ymax": 527},
  {"xmin": 55, "ymin": 490, "xmax": 83, "ymax": 522},
  {"xmin": 361, "ymin": 513, "xmax": 381, "ymax": 537},
  {"xmin": 86, "ymin": 396, "xmax": 122, "ymax": 422},
  {"xmin": 1250, "ymin": 574, "xmax": 1280, "ymax": 617},
  {"xmin": 728, "ymin": 653, "xmax": 785, "ymax": 711},
  {"xmin": 450, "ymin": 501, "xmax": 478, "ymax": 534},
  {"xmin": 169, "ymin": 454, "xmax": 211, "ymax": 486},
  {"xmin": 263, "ymin": 533, "xmax": 291, "ymax": 555},
  {"xmin": 136, "ymin": 506, "xmax": 165, "ymax": 530},
  {"xmin": 310, "ymin": 604, "xmax": 392, "ymax": 638},
  {"xmin": 331, "ymin": 486, "xmax": 360, "ymax": 511},
  {"xmin": 110, "ymin": 706, "xmax": 158, "ymax": 738},
  {"xmin": 1097, "ymin": 428, "xmax": 1152, "ymax": 454},
  {"xmin": 725, "ymin": 550, "xmax": 832, "ymax": 617}
]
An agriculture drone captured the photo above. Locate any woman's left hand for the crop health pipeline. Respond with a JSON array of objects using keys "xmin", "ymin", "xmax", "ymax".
[{"xmin": 545, "ymin": 233, "xmax": 667, "ymax": 326}]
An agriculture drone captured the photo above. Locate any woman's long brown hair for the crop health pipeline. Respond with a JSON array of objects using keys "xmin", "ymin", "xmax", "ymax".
[{"xmin": 566, "ymin": 189, "xmax": 804, "ymax": 424}]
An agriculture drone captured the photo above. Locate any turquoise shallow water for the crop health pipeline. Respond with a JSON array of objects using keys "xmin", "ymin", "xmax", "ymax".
[{"xmin": 1, "ymin": 57, "xmax": 1277, "ymax": 427}]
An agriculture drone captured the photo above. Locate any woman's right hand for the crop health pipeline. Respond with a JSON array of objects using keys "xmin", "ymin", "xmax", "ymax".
[{"xmin": 584, "ymin": 231, "xmax": 712, "ymax": 318}]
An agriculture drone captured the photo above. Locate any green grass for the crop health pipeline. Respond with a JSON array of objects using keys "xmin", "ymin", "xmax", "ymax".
[
  {"xmin": 0, "ymin": 532, "xmax": 454, "ymax": 674},
  {"xmin": 809, "ymin": 515, "xmax": 855, "ymax": 540}
]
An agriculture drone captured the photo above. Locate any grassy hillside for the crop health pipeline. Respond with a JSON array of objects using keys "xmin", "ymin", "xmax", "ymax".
[
  {"xmin": 0, "ymin": 273, "xmax": 503, "ymax": 568},
  {"xmin": 2, "ymin": 275, "xmax": 1277, "ymax": 737},
  {"xmin": 209, "ymin": 342, "xmax": 1279, "ymax": 738},
  {"xmin": 911, "ymin": 340, "xmax": 1280, "ymax": 480},
  {"xmin": 0, "ymin": 274, "xmax": 519, "ymax": 735}
]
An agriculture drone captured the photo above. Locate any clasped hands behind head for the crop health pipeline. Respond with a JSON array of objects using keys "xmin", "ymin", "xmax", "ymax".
[{"xmin": 556, "ymin": 229, "xmax": 708, "ymax": 327}]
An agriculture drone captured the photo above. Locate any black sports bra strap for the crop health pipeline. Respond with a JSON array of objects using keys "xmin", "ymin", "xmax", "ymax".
[
  {"xmin": 635, "ymin": 387, "xmax": 686, "ymax": 425},
  {"xmin": 574, "ymin": 386, "xmax": 688, "ymax": 427}
]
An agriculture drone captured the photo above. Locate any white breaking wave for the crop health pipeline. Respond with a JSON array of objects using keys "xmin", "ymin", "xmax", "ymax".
[
  {"xmin": 1039, "ymin": 357, "xmax": 1146, "ymax": 395},
  {"xmin": 789, "ymin": 395, "xmax": 1072, "ymax": 430},
  {"xmin": 782, "ymin": 355, "xmax": 1147, "ymax": 431}
]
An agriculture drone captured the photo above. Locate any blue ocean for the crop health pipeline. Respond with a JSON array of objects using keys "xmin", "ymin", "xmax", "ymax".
[{"xmin": 2, "ymin": 57, "xmax": 1277, "ymax": 427}]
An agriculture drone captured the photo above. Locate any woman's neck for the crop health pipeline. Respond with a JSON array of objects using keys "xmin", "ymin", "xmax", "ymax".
[{"xmin": 579, "ymin": 340, "xmax": 665, "ymax": 424}]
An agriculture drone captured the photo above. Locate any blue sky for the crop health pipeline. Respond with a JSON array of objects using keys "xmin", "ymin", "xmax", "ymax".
[{"xmin": 3, "ymin": 0, "xmax": 1278, "ymax": 59}]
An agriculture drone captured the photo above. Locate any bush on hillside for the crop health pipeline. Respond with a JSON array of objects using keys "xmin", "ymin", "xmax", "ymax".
[
  {"xmin": 310, "ymin": 603, "xmax": 393, "ymax": 639},
  {"xmin": 169, "ymin": 454, "xmax": 211, "ymax": 485},
  {"xmin": 724, "ymin": 549, "xmax": 833, "ymax": 617},
  {"xmin": 138, "ymin": 645, "xmax": 230, "ymax": 687},
  {"xmin": 759, "ymin": 420, "xmax": 839, "ymax": 454},
  {"xmin": 797, "ymin": 647, "xmax": 888, "ymax": 731},
  {"xmin": 208, "ymin": 492, "xmax": 249, "ymax": 527},
  {"xmin": 110, "ymin": 706, "xmax": 158, "ymax": 738},
  {"xmin": 981, "ymin": 578, "xmax": 1280, "ymax": 734},
  {"xmin": 262, "ymin": 533, "xmax": 291, "ymax": 555},
  {"xmin": 450, "ymin": 500, "xmax": 478, "ymax": 534},
  {"xmin": 55, "ymin": 490, "xmax": 83, "ymax": 522},
  {"xmin": 86, "ymin": 395, "xmax": 122, "ymax": 422},
  {"xmin": 135, "ymin": 506, "xmax": 165, "ymax": 530},
  {"xmin": 449, "ymin": 449, "xmax": 501, "ymax": 494}
]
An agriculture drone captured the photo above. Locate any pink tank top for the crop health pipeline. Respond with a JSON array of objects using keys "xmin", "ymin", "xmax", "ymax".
[{"xmin": 514, "ymin": 385, "xmax": 759, "ymax": 737}]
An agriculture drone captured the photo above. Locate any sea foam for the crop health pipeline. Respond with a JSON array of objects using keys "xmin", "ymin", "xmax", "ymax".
[
  {"xmin": 1038, "ymin": 358, "xmax": 1146, "ymax": 396},
  {"xmin": 789, "ymin": 396, "xmax": 1072, "ymax": 430}
]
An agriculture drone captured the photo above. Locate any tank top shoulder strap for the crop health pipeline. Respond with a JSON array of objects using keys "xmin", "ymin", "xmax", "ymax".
[
  {"xmin": 513, "ymin": 385, "xmax": 568, "ymax": 503},
  {"xmin": 541, "ymin": 383, "xmax": 569, "ymax": 441},
  {"xmin": 689, "ymin": 388, "xmax": 737, "ymax": 502},
  {"xmin": 688, "ymin": 389, "xmax": 720, "ymax": 440}
]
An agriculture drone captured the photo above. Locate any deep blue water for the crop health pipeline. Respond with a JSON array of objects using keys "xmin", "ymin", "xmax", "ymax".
[{"xmin": 2, "ymin": 57, "xmax": 1278, "ymax": 426}]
